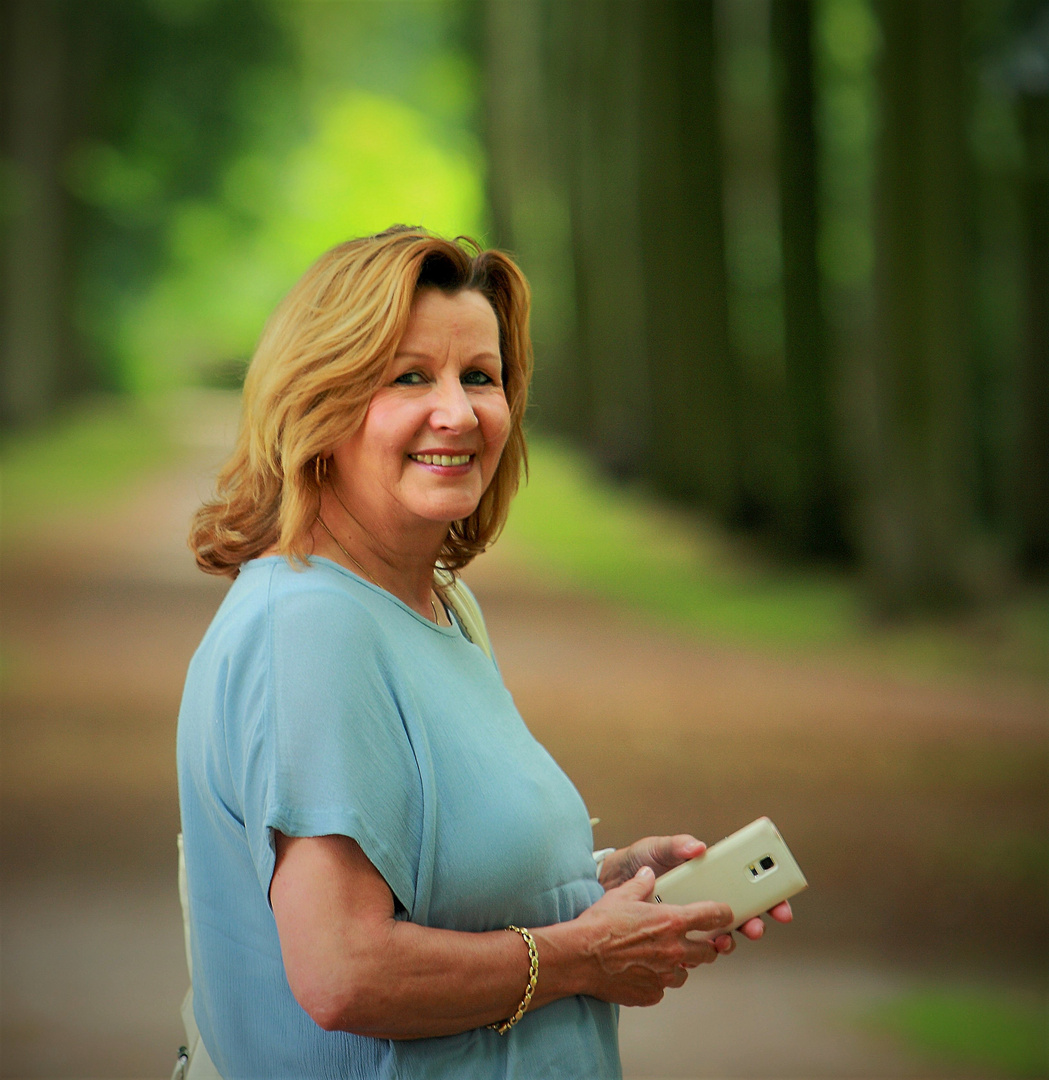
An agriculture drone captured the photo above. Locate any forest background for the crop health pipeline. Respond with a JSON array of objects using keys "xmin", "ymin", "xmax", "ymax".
[
  {"xmin": 1, "ymin": 1, "xmax": 1048, "ymax": 1077},
  {"xmin": 3, "ymin": 0, "xmax": 1048, "ymax": 619}
]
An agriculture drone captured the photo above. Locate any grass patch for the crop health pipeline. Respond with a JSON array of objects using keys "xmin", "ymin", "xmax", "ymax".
[
  {"xmin": 0, "ymin": 396, "xmax": 180, "ymax": 533},
  {"xmin": 502, "ymin": 438, "xmax": 1049, "ymax": 679},
  {"xmin": 865, "ymin": 987, "xmax": 1048, "ymax": 1076},
  {"xmin": 503, "ymin": 439, "xmax": 860, "ymax": 648}
]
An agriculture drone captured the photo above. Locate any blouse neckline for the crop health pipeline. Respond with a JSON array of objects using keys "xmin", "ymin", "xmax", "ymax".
[{"xmin": 248, "ymin": 554, "xmax": 464, "ymax": 637}]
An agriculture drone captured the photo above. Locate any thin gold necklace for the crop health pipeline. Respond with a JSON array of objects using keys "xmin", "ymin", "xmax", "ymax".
[{"xmin": 316, "ymin": 514, "xmax": 441, "ymax": 624}]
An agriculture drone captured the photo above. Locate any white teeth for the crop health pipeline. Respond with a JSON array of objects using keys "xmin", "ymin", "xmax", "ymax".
[{"xmin": 411, "ymin": 453, "xmax": 471, "ymax": 466}]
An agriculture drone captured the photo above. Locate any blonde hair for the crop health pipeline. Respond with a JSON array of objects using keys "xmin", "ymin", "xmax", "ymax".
[{"xmin": 190, "ymin": 227, "xmax": 533, "ymax": 577}]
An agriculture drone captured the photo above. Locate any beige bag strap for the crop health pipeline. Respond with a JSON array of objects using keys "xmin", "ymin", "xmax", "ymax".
[
  {"xmin": 438, "ymin": 575, "xmax": 494, "ymax": 662},
  {"xmin": 175, "ymin": 835, "xmax": 223, "ymax": 1080}
]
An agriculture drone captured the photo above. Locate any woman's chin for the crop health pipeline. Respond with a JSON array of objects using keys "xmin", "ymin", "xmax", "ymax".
[
  {"xmin": 403, "ymin": 488, "xmax": 486, "ymax": 527},
  {"xmin": 399, "ymin": 500, "xmax": 482, "ymax": 531}
]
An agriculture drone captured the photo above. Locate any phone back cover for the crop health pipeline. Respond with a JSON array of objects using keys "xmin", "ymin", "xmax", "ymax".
[{"xmin": 652, "ymin": 817, "xmax": 807, "ymax": 929}]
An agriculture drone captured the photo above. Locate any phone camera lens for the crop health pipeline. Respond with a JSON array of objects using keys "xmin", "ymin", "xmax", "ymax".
[{"xmin": 759, "ymin": 856, "xmax": 775, "ymax": 871}]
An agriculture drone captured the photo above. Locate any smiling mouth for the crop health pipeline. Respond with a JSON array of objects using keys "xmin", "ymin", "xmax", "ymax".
[{"xmin": 408, "ymin": 453, "xmax": 473, "ymax": 466}]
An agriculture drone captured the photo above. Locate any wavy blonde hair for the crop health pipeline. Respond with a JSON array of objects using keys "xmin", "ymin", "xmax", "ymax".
[{"xmin": 190, "ymin": 227, "xmax": 533, "ymax": 577}]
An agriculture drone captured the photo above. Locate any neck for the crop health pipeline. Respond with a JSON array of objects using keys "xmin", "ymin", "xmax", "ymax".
[{"xmin": 313, "ymin": 488, "xmax": 448, "ymax": 618}]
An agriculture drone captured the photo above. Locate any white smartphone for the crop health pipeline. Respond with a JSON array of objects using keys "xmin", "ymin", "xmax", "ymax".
[{"xmin": 651, "ymin": 817, "xmax": 807, "ymax": 935}]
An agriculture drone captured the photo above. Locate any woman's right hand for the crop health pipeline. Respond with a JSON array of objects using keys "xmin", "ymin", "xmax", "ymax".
[{"xmin": 542, "ymin": 865, "xmax": 734, "ymax": 1007}]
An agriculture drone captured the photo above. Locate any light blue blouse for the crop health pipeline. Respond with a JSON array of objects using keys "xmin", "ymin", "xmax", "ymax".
[{"xmin": 177, "ymin": 556, "xmax": 621, "ymax": 1079}]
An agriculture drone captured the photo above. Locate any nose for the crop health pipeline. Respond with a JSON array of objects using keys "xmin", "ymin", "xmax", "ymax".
[{"xmin": 430, "ymin": 375, "xmax": 478, "ymax": 432}]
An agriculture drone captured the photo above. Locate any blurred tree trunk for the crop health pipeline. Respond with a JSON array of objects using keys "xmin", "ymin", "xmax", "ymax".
[
  {"xmin": 1, "ymin": 0, "xmax": 72, "ymax": 427},
  {"xmin": 482, "ymin": 0, "xmax": 580, "ymax": 435},
  {"xmin": 554, "ymin": 0, "xmax": 651, "ymax": 474},
  {"xmin": 1016, "ymin": 86, "xmax": 1049, "ymax": 571},
  {"xmin": 638, "ymin": 0, "xmax": 741, "ymax": 515},
  {"xmin": 480, "ymin": 0, "xmax": 1041, "ymax": 606},
  {"xmin": 484, "ymin": 0, "xmax": 740, "ymax": 504},
  {"xmin": 864, "ymin": 0, "xmax": 976, "ymax": 611},
  {"xmin": 770, "ymin": 0, "xmax": 843, "ymax": 558}
]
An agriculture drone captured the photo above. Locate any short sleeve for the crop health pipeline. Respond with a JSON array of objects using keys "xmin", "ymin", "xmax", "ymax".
[{"xmin": 239, "ymin": 576, "xmax": 422, "ymax": 915}]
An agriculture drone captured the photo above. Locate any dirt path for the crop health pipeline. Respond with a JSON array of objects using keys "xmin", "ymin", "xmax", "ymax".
[{"xmin": 2, "ymin": 416, "xmax": 1045, "ymax": 1078}]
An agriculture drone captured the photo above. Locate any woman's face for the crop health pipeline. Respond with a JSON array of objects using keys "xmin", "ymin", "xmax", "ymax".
[{"xmin": 329, "ymin": 288, "xmax": 510, "ymax": 540}]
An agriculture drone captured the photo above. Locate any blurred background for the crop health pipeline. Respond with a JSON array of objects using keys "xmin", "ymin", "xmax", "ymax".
[{"xmin": 1, "ymin": 0, "xmax": 1046, "ymax": 1077}]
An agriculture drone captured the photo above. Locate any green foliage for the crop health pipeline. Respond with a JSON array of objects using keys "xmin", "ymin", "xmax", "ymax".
[
  {"xmin": 816, "ymin": 0, "xmax": 878, "ymax": 292},
  {"xmin": 720, "ymin": 0, "xmax": 786, "ymax": 366},
  {"xmin": 46, "ymin": 0, "xmax": 486, "ymax": 396},
  {"xmin": 63, "ymin": 0, "xmax": 297, "ymax": 391},
  {"xmin": 118, "ymin": 89, "xmax": 484, "ymax": 391},
  {"xmin": 865, "ymin": 986, "xmax": 1049, "ymax": 1076}
]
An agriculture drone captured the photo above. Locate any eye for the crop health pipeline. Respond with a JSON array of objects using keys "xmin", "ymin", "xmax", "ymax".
[
  {"xmin": 462, "ymin": 369, "xmax": 496, "ymax": 387},
  {"xmin": 393, "ymin": 370, "xmax": 427, "ymax": 386}
]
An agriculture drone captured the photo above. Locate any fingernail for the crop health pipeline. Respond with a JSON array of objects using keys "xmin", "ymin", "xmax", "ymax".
[{"xmin": 637, "ymin": 866, "xmax": 653, "ymax": 879}]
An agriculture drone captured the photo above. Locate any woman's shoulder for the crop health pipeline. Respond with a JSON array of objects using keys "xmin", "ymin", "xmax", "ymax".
[
  {"xmin": 194, "ymin": 557, "xmax": 387, "ymax": 683},
  {"xmin": 202, "ymin": 556, "xmax": 375, "ymax": 641},
  {"xmin": 243, "ymin": 555, "xmax": 379, "ymax": 618}
]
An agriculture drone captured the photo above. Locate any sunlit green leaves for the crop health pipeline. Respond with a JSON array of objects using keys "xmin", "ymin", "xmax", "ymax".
[
  {"xmin": 117, "ymin": 88, "xmax": 484, "ymax": 391},
  {"xmin": 273, "ymin": 90, "xmax": 483, "ymax": 258},
  {"xmin": 819, "ymin": 0, "xmax": 880, "ymax": 74}
]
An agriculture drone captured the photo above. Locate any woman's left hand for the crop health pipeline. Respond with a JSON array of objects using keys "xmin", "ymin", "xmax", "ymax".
[
  {"xmin": 597, "ymin": 834, "xmax": 705, "ymax": 889},
  {"xmin": 598, "ymin": 834, "xmax": 792, "ymax": 951}
]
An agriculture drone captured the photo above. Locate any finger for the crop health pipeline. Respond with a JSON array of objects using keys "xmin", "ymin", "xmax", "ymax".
[
  {"xmin": 666, "ymin": 834, "xmax": 705, "ymax": 864},
  {"xmin": 682, "ymin": 938, "xmax": 720, "ymax": 967},
  {"xmin": 767, "ymin": 900, "xmax": 793, "ymax": 923},
  {"xmin": 737, "ymin": 916, "xmax": 765, "ymax": 940},
  {"xmin": 682, "ymin": 900, "xmax": 733, "ymax": 933},
  {"xmin": 712, "ymin": 932, "xmax": 736, "ymax": 954},
  {"xmin": 620, "ymin": 865, "xmax": 656, "ymax": 900},
  {"xmin": 633, "ymin": 834, "xmax": 705, "ymax": 876},
  {"xmin": 661, "ymin": 966, "xmax": 689, "ymax": 989}
]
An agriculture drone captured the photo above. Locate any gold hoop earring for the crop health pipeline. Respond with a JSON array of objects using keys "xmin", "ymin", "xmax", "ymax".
[{"xmin": 314, "ymin": 455, "xmax": 328, "ymax": 486}]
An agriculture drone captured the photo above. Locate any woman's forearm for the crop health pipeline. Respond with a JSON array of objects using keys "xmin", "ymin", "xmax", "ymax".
[
  {"xmin": 271, "ymin": 832, "xmax": 596, "ymax": 1038},
  {"xmin": 315, "ymin": 917, "xmax": 590, "ymax": 1039}
]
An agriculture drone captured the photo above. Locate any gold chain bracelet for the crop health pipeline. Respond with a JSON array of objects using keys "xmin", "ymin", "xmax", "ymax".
[{"xmin": 488, "ymin": 925, "xmax": 539, "ymax": 1035}]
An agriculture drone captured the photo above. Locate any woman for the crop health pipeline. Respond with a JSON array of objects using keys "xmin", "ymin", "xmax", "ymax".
[{"xmin": 178, "ymin": 227, "xmax": 790, "ymax": 1079}]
